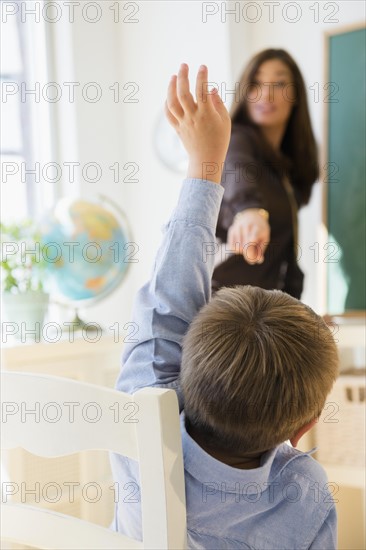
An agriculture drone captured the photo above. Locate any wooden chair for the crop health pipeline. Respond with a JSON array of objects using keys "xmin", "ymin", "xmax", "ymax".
[{"xmin": 1, "ymin": 371, "xmax": 187, "ymax": 549}]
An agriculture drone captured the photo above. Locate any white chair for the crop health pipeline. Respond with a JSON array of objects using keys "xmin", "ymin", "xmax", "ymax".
[{"xmin": 1, "ymin": 371, "xmax": 187, "ymax": 549}]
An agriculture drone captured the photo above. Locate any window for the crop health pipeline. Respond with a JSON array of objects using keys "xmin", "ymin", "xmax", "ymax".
[{"xmin": 1, "ymin": 0, "xmax": 55, "ymax": 223}]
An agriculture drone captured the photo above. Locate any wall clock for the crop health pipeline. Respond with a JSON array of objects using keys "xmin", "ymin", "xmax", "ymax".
[{"xmin": 153, "ymin": 110, "xmax": 188, "ymax": 173}]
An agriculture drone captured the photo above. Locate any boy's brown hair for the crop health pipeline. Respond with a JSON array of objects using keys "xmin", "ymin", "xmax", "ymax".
[{"xmin": 180, "ymin": 286, "xmax": 339, "ymax": 454}]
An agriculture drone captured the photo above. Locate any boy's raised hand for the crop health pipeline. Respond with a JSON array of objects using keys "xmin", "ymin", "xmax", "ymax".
[{"xmin": 165, "ymin": 63, "xmax": 231, "ymax": 184}]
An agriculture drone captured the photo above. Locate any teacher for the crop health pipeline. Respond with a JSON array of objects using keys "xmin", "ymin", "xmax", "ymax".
[{"xmin": 212, "ymin": 49, "xmax": 319, "ymax": 299}]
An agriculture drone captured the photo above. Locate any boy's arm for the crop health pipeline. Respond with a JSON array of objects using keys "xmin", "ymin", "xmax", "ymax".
[
  {"xmin": 116, "ymin": 178, "xmax": 224, "ymax": 409},
  {"xmin": 115, "ymin": 64, "xmax": 231, "ymax": 410}
]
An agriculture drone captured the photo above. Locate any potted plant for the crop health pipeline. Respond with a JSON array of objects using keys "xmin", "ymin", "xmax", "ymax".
[{"xmin": 1, "ymin": 220, "xmax": 49, "ymax": 341}]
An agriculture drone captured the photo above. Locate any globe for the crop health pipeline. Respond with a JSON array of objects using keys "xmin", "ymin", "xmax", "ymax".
[{"xmin": 40, "ymin": 195, "xmax": 131, "ymax": 327}]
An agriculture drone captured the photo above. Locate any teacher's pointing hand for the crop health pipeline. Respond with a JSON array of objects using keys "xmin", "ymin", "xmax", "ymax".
[{"xmin": 227, "ymin": 208, "xmax": 271, "ymax": 265}]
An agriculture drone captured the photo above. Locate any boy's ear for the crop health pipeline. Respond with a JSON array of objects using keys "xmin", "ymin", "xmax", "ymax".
[{"xmin": 290, "ymin": 418, "xmax": 318, "ymax": 448}]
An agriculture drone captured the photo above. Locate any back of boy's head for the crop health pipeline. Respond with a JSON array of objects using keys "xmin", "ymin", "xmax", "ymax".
[{"xmin": 180, "ymin": 286, "xmax": 339, "ymax": 455}]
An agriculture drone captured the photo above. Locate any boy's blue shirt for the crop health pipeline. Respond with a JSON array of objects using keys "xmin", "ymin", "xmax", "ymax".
[{"xmin": 110, "ymin": 178, "xmax": 337, "ymax": 549}]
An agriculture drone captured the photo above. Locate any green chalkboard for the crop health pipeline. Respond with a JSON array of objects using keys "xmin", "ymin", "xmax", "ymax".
[{"xmin": 326, "ymin": 26, "xmax": 366, "ymax": 314}]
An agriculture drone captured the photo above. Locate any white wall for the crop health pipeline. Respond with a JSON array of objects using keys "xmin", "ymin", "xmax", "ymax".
[{"xmin": 56, "ymin": 1, "xmax": 365, "ymax": 330}]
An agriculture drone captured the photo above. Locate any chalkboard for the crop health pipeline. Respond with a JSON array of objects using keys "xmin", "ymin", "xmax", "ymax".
[{"xmin": 325, "ymin": 25, "xmax": 366, "ymax": 314}]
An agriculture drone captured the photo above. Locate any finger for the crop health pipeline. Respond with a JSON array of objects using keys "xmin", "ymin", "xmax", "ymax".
[
  {"xmin": 248, "ymin": 226, "xmax": 269, "ymax": 263},
  {"xmin": 239, "ymin": 223, "xmax": 250, "ymax": 250},
  {"xmin": 247, "ymin": 223, "xmax": 260, "ymax": 241},
  {"xmin": 255, "ymin": 238, "xmax": 269, "ymax": 264},
  {"xmin": 246, "ymin": 227, "xmax": 264, "ymax": 263},
  {"xmin": 250, "ymin": 239, "xmax": 266, "ymax": 264},
  {"xmin": 227, "ymin": 224, "xmax": 241, "ymax": 253},
  {"xmin": 209, "ymin": 87, "xmax": 229, "ymax": 118},
  {"xmin": 240, "ymin": 224, "xmax": 260, "ymax": 262},
  {"xmin": 244, "ymin": 242, "xmax": 261, "ymax": 264},
  {"xmin": 164, "ymin": 100, "xmax": 179, "ymax": 128},
  {"xmin": 246, "ymin": 233, "xmax": 260, "ymax": 261},
  {"xmin": 195, "ymin": 64, "xmax": 211, "ymax": 106},
  {"xmin": 167, "ymin": 75, "xmax": 184, "ymax": 119},
  {"xmin": 227, "ymin": 227, "xmax": 241, "ymax": 254},
  {"xmin": 254, "ymin": 242, "xmax": 265, "ymax": 264},
  {"xmin": 177, "ymin": 63, "xmax": 196, "ymax": 113},
  {"xmin": 227, "ymin": 226, "xmax": 235, "ymax": 250}
]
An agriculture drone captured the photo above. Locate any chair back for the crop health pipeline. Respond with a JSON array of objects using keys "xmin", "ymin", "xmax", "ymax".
[{"xmin": 1, "ymin": 371, "xmax": 187, "ymax": 549}]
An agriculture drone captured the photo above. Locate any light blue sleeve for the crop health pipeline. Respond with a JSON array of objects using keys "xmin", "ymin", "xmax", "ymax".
[
  {"xmin": 308, "ymin": 505, "xmax": 337, "ymax": 550},
  {"xmin": 114, "ymin": 178, "xmax": 224, "ymax": 410}
]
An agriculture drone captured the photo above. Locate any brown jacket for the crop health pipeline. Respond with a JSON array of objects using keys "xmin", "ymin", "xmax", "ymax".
[{"xmin": 213, "ymin": 123, "xmax": 304, "ymax": 299}]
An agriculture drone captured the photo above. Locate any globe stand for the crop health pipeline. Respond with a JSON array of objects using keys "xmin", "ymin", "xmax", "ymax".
[{"xmin": 63, "ymin": 309, "xmax": 103, "ymax": 333}]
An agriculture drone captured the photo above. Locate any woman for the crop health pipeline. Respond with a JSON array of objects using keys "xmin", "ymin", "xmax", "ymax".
[{"xmin": 212, "ymin": 49, "xmax": 319, "ymax": 299}]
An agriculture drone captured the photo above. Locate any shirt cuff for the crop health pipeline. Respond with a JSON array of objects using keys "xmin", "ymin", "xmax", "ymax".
[{"xmin": 172, "ymin": 178, "xmax": 225, "ymax": 229}]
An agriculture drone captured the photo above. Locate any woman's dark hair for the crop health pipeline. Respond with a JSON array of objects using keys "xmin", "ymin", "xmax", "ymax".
[{"xmin": 231, "ymin": 48, "xmax": 319, "ymax": 205}]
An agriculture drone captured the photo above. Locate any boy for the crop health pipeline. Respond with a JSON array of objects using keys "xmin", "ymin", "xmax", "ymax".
[{"xmin": 110, "ymin": 64, "xmax": 339, "ymax": 549}]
